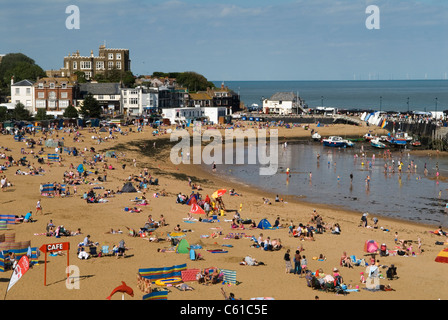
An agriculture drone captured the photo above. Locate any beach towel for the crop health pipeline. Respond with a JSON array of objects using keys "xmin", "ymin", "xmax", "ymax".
[
  {"xmin": 435, "ymin": 248, "xmax": 448, "ymax": 263},
  {"xmin": 181, "ymin": 269, "xmax": 200, "ymax": 282}
]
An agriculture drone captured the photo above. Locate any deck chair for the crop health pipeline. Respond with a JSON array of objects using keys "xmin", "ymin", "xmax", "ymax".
[
  {"xmin": 221, "ymin": 269, "xmax": 237, "ymax": 285},
  {"xmin": 350, "ymin": 255, "xmax": 363, "ymax": 266},
  {"xmin": 101, "ymin": 245, "xmax": 112, "ymax": 257},
  {"xmin": 89, "ymin": 246, "xmax": 99, "ymax": 257}
]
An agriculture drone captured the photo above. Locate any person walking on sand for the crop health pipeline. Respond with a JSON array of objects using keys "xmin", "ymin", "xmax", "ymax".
[{"xmin": 36, "ymin": 199, "xmax": 42, "ymax": 215}]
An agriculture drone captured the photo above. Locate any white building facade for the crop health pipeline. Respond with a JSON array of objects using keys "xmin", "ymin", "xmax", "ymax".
[
  {"xmin": 10, "ymin": 78, "xmax": 35, "ymax": 113},
  {"xmin": 262, "ymin": 92, "xmax": 305, "ymax": 115}
]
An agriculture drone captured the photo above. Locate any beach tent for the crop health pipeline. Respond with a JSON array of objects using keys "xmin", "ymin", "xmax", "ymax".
[
  {"xmin": 364, "ymin": 240, "xmax": 379, "ymax": 253},
  {"xmin": 121, "ymin": 182, "xmax": 137, "ymax": 193},
  {"xmin": 176, "ymin": 239, "xmax": 190, "ymax": 254},
  {"xmin": 105, "ymin": 151, "xmax": 116, "ymax": 158},
  {"xmin": 77, "ymin": 164, "xmax": 86, "ymax": 174},
  {"xmin": 186, "ymin": 194, "xmax": 198, "ymax": 205},
  {"xmin": 190, "ymin": 203, "xmax": 205, "ymax": 214},
  {"xmin": 257, "ymin": 219, "xmax": 272, "ymax": 230},
  {"xmin": 435, "ymin": 248, "xmax": 448, "ymax": 263}
]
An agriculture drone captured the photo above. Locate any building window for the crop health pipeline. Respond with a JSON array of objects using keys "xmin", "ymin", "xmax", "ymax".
[
  {"xmin": 61, "ymin": 83, "xmax": 67, "ymax": 89},
  {"xmin": 116, "ymin": 61, "xmax": 122, "ymax": 70},
  {"xmin": 59, "ymin": 100, "xmax": 69, "ymax": 108},
  {"xmin": 110, "ymin": 95, "xmax": 115, "ymax": 99},
  {"xmin": 116, "ymin": 53, "xmax": 121, "ymax": 60},
  {"xmin": 80, "ymin": 61, "xmax": 91, "ymax": 70},
  {"xmin": 15, "ymin": 88, "xmax": 20, "ymax": 95},
  {"xmin": 36, "ymin": 100, "xmax": 46, "ymax": 108},
  {"xmin": 38, "ymin": 92, "xmax": 44, "ymax": 99},
  {"xmin": 50, "ymin": 83, "xmax": 55, "ymax": 89},
  {"xmin": 98, "ymin": 95, "xmax": 104, "ymax": 100},
  {"xmin": 123, "ymin": 98, "xmax": 127, "ymax": 104},
  {"xmin": 84, "ymin": 72, "xmax": 92, "ymax": 79},
  {"xmin": 61, "ymin": 92, "xmax": 68, "ymax": 99},
  {"xmin": 38, "ymin": 83, "xmax": 43, "ymax": 89},
  {"xmin": 108, "ymin": 53, "xmax": 114, "ymax": 60},
  {"xmin": 130, "ymin": 98, "xmax": 138, "ymax": 105},
  {"xmin": 73, "ymin": 61, "xmax": 77, "ymax": 69},
  {"xmin": 96, "ymin": 61, "xmax": 104, "ymax": 70},
  {"xmin": 48, "ymin": 100, "xmax": 56, "ymax": 109},
  {"xmin": 26, "ymin": 88, "xmax": 31, "ymax": 95},
  {"xmin": 26, "ymin": 100, "xmax": 31, "ymax": 107},
  {"xmin": 108, "ymin": 61, "xmax": 114, "ymax": 69}
]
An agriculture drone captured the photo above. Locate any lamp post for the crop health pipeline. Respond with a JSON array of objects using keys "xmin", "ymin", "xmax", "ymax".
[
  {"xmin": 435, "ymin": 97, "xmax": 438, "ymax": 120},
  {"xmin": 407, "ymin": 97, "xmax": 410, "ymax": 113}
]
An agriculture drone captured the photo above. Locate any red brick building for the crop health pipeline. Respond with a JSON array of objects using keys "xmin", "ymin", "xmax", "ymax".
[{"xmin": 34, "ymin": 76, "xmax": 78, "ymax": 116}]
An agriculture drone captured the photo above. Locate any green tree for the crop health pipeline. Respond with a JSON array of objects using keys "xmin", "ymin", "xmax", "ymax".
[
  {"xmin": 63, "ymin": 104, "xmax": 79, "ymax": 119},
  {"xmin": 79, "ymin": 94, "xmax": 101, "ymax": 118},
  {"xmin": 0, "ymin": 53, "xmax": 46, "ymax": 100},
  {"xmin": 0, "ymin": 106, "xmax": 8, "ymax": 121},
  {"xmin": 35, "ymin": 108, "xmax": 48, "ymax": 121},
  {"xmin": 176, "ymin": 71, "xmax": 215, "ymax": 92},
  {"xmin": 74, "ymin": 71, "xmax": 87, "ymax": 83},
  {"xmin": 12, "ymin": 102, "xmax": 31, "ymax": 120}
]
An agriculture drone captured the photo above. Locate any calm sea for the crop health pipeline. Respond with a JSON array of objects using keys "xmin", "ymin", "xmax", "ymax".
[
  {"xmin": 213, "ymin": 80, "xmax": 448, "ymax": 112},
  {"xmin": 213, "ymin": 143, "xmax": 448, "ymax": 228}
]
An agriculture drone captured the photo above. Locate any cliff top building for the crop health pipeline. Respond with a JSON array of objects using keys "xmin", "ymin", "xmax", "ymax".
[{"xmin": 57, "ymin": 44, "xmax": 131, "ymax": 80}]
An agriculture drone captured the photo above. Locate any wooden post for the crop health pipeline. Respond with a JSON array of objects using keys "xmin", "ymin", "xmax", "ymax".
[{"xmin": 44, "ymin": 252, "xmax": 47, "ymax": 286}]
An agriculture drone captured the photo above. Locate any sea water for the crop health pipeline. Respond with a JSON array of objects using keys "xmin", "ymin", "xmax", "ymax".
[
  {"xmin": 213, "ymin": 142, "xmax": 448, "ymax": 227},
  {"xmin": 214, "ymin": 80, "xmax": 448, "ymax": 112}
]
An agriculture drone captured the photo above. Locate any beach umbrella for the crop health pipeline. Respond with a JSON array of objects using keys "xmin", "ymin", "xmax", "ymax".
[
  {"xmin": 190, "ymin": 203, "xmax": 205, "ymax": 214},
  {"xmin": 167, "ymin": 232, "xmax": 186, "ymax": 239},
  {"xmin": 212, "ymin": 189, "xmax": 226, "ymax": 199}
]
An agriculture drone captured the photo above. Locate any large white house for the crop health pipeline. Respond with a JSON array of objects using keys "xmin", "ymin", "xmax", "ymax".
[
  {"xmin": 262, "ymin": 92, "xmax": 305, "ymax": 115},
  {"xmin": 121, "ymin": 86, "xmax": 158, "ymax": 116},
  {"xmin": 10, "ymin": 78, "xmax": 35, "ymax": 113},
  {"xmin": 162, "ymin": 106, "xmax": 227, "ymax": 125}
]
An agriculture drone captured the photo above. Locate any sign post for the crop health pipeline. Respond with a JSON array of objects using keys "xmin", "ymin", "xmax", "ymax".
[{"xmin": 39, "ymin": 242, "xmax": 70, "ymax": 286}]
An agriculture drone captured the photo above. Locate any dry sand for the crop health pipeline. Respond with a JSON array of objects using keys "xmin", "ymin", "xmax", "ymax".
[{"xmin": 1, "ymin": 122, "xmax": 447, "ymax": 301}]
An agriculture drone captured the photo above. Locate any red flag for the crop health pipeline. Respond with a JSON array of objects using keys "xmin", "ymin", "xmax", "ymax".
[
  {"xmin": 7, "ymin": 255, "xmax": 30, "ymax": 292},
  {"xmin": 190, "ymin": 203, "xmax": 205, "ymax": 214}
]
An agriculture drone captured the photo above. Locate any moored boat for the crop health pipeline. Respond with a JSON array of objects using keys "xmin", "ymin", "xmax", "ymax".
[
  {"xmin": 371, "ymin": 138, "xmax": 386, "ymax": 149},
  {"xmin": 311, "ymin": 132, "xmax": 321, "ymax": 141},
  {"xmin": 323, "ymin": 136, "xmax": 349, "ymax": 148}
]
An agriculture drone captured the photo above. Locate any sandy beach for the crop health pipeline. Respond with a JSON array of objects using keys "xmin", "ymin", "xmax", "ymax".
[{"xmin": 1, "ymin": 122, "xmax": 447, "ymax": 301}]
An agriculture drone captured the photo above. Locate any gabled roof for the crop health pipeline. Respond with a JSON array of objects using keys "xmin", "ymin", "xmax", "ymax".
[
  {"xmin": 189, "ymin": 92, "xmax": 212, "ymax": 100},
  {"xmin": 268, "ymin": 92, "xmax": 297, "ymax": 101},
  {"xmin": 11, "ymin": 79, "xmax": 35, "ymax": 87},
  {"xmin": 79, "ymin": 82, "xmax": 122, "ymax": 96}
]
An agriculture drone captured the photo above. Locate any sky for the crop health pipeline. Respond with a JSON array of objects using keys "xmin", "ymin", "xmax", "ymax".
[{"xmin": 1, "ymin": 0, "xmax": 448, "ymax": 81}]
